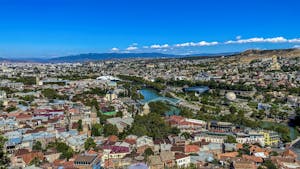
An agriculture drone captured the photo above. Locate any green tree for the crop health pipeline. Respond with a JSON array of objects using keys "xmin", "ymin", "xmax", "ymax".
[
  {"xmin": 262, "ymin": 160, "xmax": 278, "ymax": 169},
  {"xmin": 84, "ymin": 138, "xmax": 96, "ymax": 150},
  {"xmin": 225, "ymin": 135, "xmax": 237, "ymax": 143},
  {"xmin": 116, "ymin": 111, "xmax": 123, "ymax": 117},
  {"xmin": 170, "ymin": 127, "xmax": 180, "ymax": 135},
  {"xmin": 48, "ymin": 141, "xmax": 74, "ymax": 160},
  {"xmin": 180, "ymin": 107, "xmax": 194, "ymax": 118},
  {"xmin": 103, "ymin": 124, "xmax": 118, "ymax": 137},
  {"xmin": 143, "ymin": 148, "xmax": 154, "ymax": 159},
  {"xmin": 21, "ymin": 95, "xmax": 35, "ymax": 102},
  {"xmin": 238, "ymin": 143, "xmax": 250, "ymax": 156},
  {"xmin": 131, "ymin": 124, "xmax": 148, "ymax": 136},
  {"xmin": 129, "ymin": 113, "xmax": 172, "ymax": 139},
  {"xmin": 91, "ymin": 123, "xmax": 102, "ymax": 136},
  {"xmin": 29, "ymin": 157, "xmax": 41, "ymax": 166},
  {"xmin": 148, "ymin": 101, "xmax": 170, "ymax": 116},
  {"xmin": 42, "ymin": 88, "xmax": 58, "ymax": 99},
  {"xmin": 32, "ymin": 141, "xmax": 42, "ymax": 151},
  {"xmin": 77, "ymin": 119, "xmax": 83, "ymax": 132},
  {"xmin": 180, "ymin": 132, "xmax": 192, "ymax": 140},
  {"xmin": 270, "ymin": 151, "xmax": 279, "ymax": 156},
  {"xmin": 6, "ymin": 106, "xmax": 17, "ymax": 112},
  {"xmin": 42, "ymin": 88, "xmax": 68, "ymax": 100},
  {"xmin": 0, "ymin": 135, "xmax": 10, "ymax": 168},
  {"xmin": 229, "ymin": 106, "xmax": 237, "ymax": 114}
]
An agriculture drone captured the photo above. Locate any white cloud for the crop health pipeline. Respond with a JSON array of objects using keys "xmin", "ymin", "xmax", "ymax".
[
  {"xmin": 126, "ymin": 46, "xmax": 138, "ymax": 51},
  {"xmin": 293, "ymin": 45, "xmax": 300, "ymax": 48},
  {"xmin": 111, "ymin": 47, "xmax": 119, "ymax": 52},
  {"xmin": 289, "ymin": 38, "xmax": 300, "ymax": 43},
  {"xmin": 175, "ymin": 41, "xmax": 218, "ymax": 47},
  {"xmin": 150, "ymin": 44, "xmax": 169, "ymax": 49},
  {"xmin": 225, "ymin": 37, "xmax": 291, "ymax": 44},
  {"xmin": 120, "ymin": 36, "xmax": 300, "ymax": 52}
]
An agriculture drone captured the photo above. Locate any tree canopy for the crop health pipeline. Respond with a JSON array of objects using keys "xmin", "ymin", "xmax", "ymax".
[
  {"xmin": 148, "ymin": 101, "xmax": 170, "ymax": 116},
  {"xmin": 129, "ymin": 113, "xmax": 172, "ymax": 139},
  {"xmin": 84, "ymin": 138, "xmax": 96, "ymax": 150},
  {"xmin": 103, "ymin": 124, "xmax": 118, "ymax": 137},
  {"xmin": 32, "ymin": 141, "xmax": 42, "ymax": 151},
  {"xmin": 0, "ymin": 135, "xmax": 10, "ymax": 168}
]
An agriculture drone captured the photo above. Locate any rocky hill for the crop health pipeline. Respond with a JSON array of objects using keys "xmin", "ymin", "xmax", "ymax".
[{"xmin": 231, "ymin": 48, "xmax": 300, "ymax": 63}]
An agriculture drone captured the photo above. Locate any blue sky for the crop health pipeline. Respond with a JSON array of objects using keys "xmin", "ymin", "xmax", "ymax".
[{"xmin": 0, "ymin": 0, "xmax": 300, "ymax": 58}]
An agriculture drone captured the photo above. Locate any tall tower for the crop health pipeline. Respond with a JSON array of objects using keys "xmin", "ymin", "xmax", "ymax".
[
  {"xmin": 90, "ymin": 106, "xmax": 99, "ymax": 125},
  {"xmin": 141, "ymin": 103, "xmax": 150, "ymax": 116},
  {"xmin": 269, "ymin": 55, "xmax": 281, "ymax": 71}
]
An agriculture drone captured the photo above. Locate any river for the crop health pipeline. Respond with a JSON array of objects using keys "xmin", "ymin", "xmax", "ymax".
[{"xmin": 139, "ymin": 88, "xmax": 180, "ymax": 116}]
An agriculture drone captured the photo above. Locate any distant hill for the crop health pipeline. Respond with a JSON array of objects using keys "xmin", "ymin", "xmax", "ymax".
[
  {"xmin": 48, "ymin": 53, "xmax": 179, "ymax": 62},
  {"xmin": 231, "ymin": 48, "xmax": 300, "ymax": 63},
  {"xmin": 183, "ymin": 52, "xmax": 239, "ymax": 60},
  {"xmin": 0, "ymin": 48, "xmax": 299, "ymax": 63},
  {"xmin": 0, "ymin": 57, "xmax": 14, "ymax": 62}
]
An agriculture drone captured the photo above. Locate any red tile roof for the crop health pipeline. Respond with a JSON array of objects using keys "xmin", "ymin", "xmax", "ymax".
[
  {"xmin": 242, "ymin": 155, "xmax": 263, "ymax": 163},
  {"xmin": 218, "ymin": 152, "xmax": 238, "ymax": 160},
  {"xmin": 175, "ymin": 153, "xmax": 189, "ymax": 160},
  {"xmin": 184, "ymin": 145, "xmax": 200, "ymax": 153},
  {"xmin": 17, "ymin": 151, "xmax": 44, "ymax": 164},
  {"xmin": 107, "ymin": 135, "xmax": 118, "ymax": 142}
]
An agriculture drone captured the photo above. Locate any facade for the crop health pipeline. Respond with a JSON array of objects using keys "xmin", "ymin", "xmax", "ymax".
[
  {"xmin": 259, "ymin": 130, "xmax": 280, "ymax": 146},
  {"xmin": 208, "ymin": 121, "xmax": 234, "ymax": 133},
  {"xmin": 167, "ymin": 115, "xmax": 206, "ymax": 133},
  {"xmin": 74, "ymin": 154, "xmax": 101, "ymax": 169},
  {"xmin": 236, "ymin": 132, "xmax": 265, "ymax": 147},
  {"xmin": 194, "ymin": 132, "xmax": 228, "ymax": 144},
  {"xmin": 101, "ymin": 145, "xmax": 130, "ymax": 161},
  {"xmin": 175, "ymin": 154, "xmax": 191, "ymax": 168}
]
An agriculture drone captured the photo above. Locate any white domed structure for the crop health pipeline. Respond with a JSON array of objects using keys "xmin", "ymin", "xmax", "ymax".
[{"xmin": 225, "ymin": 92, "xmax": 236, "ymax": 101}]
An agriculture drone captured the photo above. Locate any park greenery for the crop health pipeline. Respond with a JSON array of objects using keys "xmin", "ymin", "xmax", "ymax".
[
  {"xmin": 166, "ymin": 79, "xmax": 253, "ymax": 91},
  {"xmin": 47, "ymin": 141, "xmax": 74, "ymax": 160},
  {"xmin": 103, "ymin": 124, "xmax": 118, "ymax": 137},
  {"xmin": 84, "ymin": 137, "xmax": 96, "ymax": 150},
  {"xmin": 148, "ymin": 101, "xmax": 170, "ymax": 116},
  {"xmin": 129, "ymin": 113, "xmax": 172, "ymax": 139},
  {"xmin": 118, "ymin": 75, "xmax": 165, "ymax": 91},
  {"xmin": 91, "ymin": 123, "xmax": 102, "ymax": 136},
  {"xmin": 42, "ymin": 88, "xmax": 68, "ymax": 100}
]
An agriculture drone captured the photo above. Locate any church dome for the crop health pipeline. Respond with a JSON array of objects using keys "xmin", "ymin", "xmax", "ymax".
[{"xmin": 225, "ymin": 92, "xmax": 236, "ymax": 101}]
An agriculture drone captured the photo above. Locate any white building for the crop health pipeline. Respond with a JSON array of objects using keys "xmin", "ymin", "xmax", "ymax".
[
  {"xmin": 236, "ymin": 132, "xmax": 265, "ymax": 147},
  {"xmin": 175, "ymin": 154, "xmax": 191, "ymax": 168}
]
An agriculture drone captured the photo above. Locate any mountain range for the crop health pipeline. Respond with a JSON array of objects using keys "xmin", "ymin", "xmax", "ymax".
[
  {"xmin": 0, "ymin": 52, "xmax": 237, "ymax": 63},
  {"xmin": 0, "ymin": 48, "xmax": 299, "ymax": 63}
]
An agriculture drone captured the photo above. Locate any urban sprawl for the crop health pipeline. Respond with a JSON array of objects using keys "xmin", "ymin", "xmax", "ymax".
[{"xmin": 0, "ymin": 53, "xmax": 300, "ymax": 169}]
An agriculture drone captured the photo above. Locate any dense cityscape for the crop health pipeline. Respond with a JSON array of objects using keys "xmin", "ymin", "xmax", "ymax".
[{"xmin": 0, "ymin": 49, "xmax": 299, "ymax": 169}]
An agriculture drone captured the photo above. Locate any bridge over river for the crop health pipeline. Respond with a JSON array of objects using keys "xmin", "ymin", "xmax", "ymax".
[
  {"xmin": 139, "ymin": 89, "xmax": 181, "ymax": 105},
  {"xmin": 290, "ymin": 137, "xmax": 300, "ymax": 147},
  {"xmin": 291, "ymin": 137, "xmax": 300, "ymax": 161}
]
